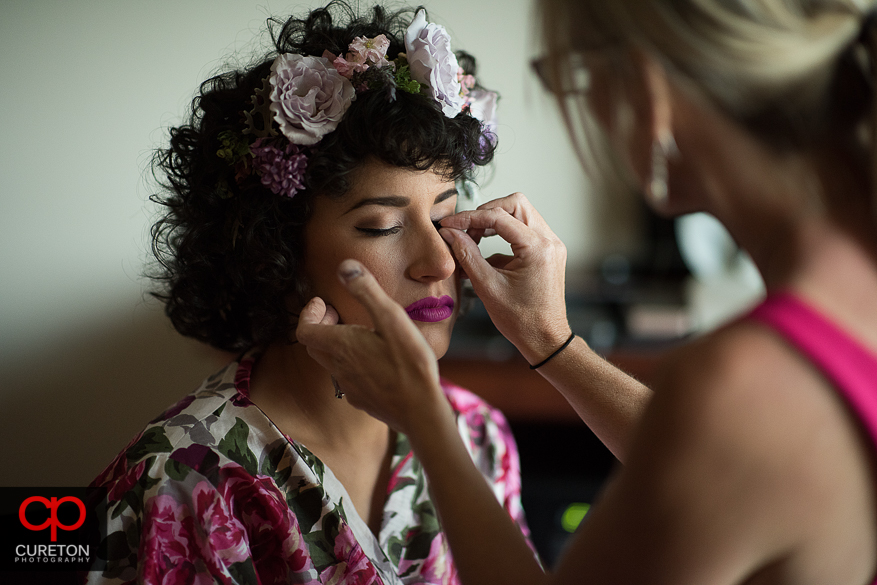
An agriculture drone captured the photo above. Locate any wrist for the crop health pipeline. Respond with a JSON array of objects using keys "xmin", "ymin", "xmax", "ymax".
[
  {"xmin": 401, "ymin": 381, "xmax": 455, "ymax": 443},
  {"xmin": 406, "ymin": 397, "xmax": 458, "ymax": 458},
  {"xmin": 528, "ymin": 331, "xmax": 576, "ymax": 369},
  {"xmin": 516, "ymin": 322, "xmax": 574, "ymax": 366}
]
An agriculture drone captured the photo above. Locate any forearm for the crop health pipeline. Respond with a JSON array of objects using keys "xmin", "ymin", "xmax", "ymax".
[
  {"xmin": 408, "ymin": 406, "xmax": 548, "ymax": 585},
  {"xmin": 529, "ymin": 336, "xmax": 652, "ymax": 462}
]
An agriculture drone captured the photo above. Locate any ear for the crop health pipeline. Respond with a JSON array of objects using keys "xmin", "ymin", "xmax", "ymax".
[
  {"xmin": 619, "ymin": 48, "xmax": 679, "ymax": 207},
  {"xmin": 632, "ymin": 48, "xmax": 674, "ymax": 145}
]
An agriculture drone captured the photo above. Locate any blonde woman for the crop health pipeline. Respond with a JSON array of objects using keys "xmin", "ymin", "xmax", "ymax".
[{"xmin": 298, "ymin": 0, "xmax": 877, "ymax": 583}]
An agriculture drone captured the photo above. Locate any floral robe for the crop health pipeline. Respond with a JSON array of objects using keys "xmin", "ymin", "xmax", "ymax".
[{"xmin": 85, "ymin": 349, "xmax": 528, "ymax": 584}]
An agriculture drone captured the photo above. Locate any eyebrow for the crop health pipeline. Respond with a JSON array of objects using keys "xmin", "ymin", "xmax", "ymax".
[{"xmin": 343, "ymin": 188, "xmax": 458, "ymax": 215}]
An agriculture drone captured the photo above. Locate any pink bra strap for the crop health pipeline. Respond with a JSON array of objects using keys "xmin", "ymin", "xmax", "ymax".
[{"xmin": 749, "ymin": 292, "xmax": 877, "ymax": 451}]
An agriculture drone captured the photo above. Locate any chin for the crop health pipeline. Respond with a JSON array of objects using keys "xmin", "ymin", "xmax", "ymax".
[{"xmin": 417, "ymin": 324, "xmax": 453, "ymax": 360}]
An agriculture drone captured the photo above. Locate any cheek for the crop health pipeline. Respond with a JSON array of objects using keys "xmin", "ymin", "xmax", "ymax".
[{"xmin": 303, "ymin": 245, "xmax": 403, "ymax": 326}]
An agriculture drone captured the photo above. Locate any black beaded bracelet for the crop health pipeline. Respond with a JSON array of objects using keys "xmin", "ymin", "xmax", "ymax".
[{"xmin": 529, "ymin": 332, "xmax": 576, "ymax": 370}]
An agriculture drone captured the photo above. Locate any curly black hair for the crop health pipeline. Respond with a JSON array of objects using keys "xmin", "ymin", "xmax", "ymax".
[{"xmin": 149, "ymin": 1, "xmax": 496, "ymax": 352}]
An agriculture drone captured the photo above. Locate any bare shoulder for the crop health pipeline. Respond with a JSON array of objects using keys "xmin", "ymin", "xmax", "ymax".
[
  {"xmin": 555, "ymin": 320, "xmax": 876, "ymax": 583},
  {"xmin": 620, "ymin": 319, "xmax": 877, "ymax": 582}
]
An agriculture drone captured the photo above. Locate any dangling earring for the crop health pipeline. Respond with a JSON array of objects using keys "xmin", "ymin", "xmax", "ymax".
[{"xmin": 648, "ymin": 131, "xmax": 678, "ymax": 206}]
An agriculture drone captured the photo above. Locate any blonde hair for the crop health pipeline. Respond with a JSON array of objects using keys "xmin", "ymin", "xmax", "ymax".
[{"xmin": 538, "ymin": 0, "xmax": 877, "ymax": 207}]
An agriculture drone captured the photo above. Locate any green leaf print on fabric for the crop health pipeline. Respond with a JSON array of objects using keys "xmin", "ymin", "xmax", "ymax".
[
  {"xmin": 405, "ymin": 530, "xmax": 436, "ymax": 561},
  {"xmin": 99, "ymin": 518, "xmax": 140, "ymax": 578},
  {"xmin": 261, "ymin": 442, "xmax": 293, "ymax": 487},
  {"xmin": 297, "ymin": 444, "xmax": 326, "ymax": 484},
  {"xmin": 101, "ymin": 531, "xmax": 132, "ymax": 562},
  {"xmin": 217, "ymin": 417, "xmax": 258, "ymax": 476},
  {"xmin": 228, "ymin": 559, "xmax": 258, "ymax": 584},
  {"xmin": 403, "ymin": 499, "xmax": 442, "ymax": 560},
  {"xmin": 113, "ymin": 457, "xmax": 160, "ymax": 519},
  {"xmin": 410, "ymin": 459, "xmax": 427, "ymax": 501},
  {"xmin": 303, "ymin": 510, "xmax": 343, "ymax": 572},
  {"xmin": 126, "ymin": 428, "xmax": 172, "ymax": 462},
  {"xmin": 411, "ymin": 499, "xmax": 441, "ymax": 534},
  {"xmin": 395, "ymin": 434, "xmax": 412, "ymax": 456},
  {"xmin": 164, "ymin": 458, "xmax": 189, "ymax": 482},
  {"xmin": 289, "ymin": 481, "xmax": 326, "ymax": 533},
  {"xmin": 386, "ymin": 535, "xmax": 404, "ymax": 566},
  {"xmin": 164, "ymin": 448, "xmax": 220, "ymax": 484}
]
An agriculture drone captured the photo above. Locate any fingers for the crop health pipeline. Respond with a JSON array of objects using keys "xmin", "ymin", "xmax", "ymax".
[
  {"xmin": 321, "ymin": 303, "xmax": 340, "ymax": 325},
  {"xmin": 336, "ymin": 259, "xmax": 421, "ymax": 343},
  {"xmin": 439, "ymin": 228, "xmax": 499, "ymax": 288},
  {"xmin": 299, "ymin": 297, "xmax": 340, "ymax": 326},
  {"xmin": 477, "ymin": 192, "xmax": 550, "ymax": 232},
  {"xmin": 484, "ymin": 253, "xmax": 514, "ymax": 270},
  {"xmin": 296, "ymin": 297, "xmax": 341, "ymax": 352},
  {"xmin": 442, "ymin": 192, "xmax": 553, "ymax": 240},
  {"xmin": 441, "ymin": 207, "xmax": 533, "ymax": 252},
  {"xmin": 298, "ymin": 296, "xmax": 327, "ymax": 326}
]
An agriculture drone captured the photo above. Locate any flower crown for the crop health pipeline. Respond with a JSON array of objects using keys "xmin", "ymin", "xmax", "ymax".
[{"xmin": 217, "ymin": 9, "xmax": 498, "ymax": 199}]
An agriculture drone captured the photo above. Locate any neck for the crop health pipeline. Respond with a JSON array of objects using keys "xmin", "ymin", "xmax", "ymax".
[
  {"xmin": 699, "ymin": 138, "xmax": 877, "ymax": 346},
  {"xmin": 249, "ymin": 342, "xmax": 388, "ymax": 449}
]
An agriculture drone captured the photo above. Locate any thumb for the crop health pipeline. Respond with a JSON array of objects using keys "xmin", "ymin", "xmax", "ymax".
[{"xmin": 440, "ymin": 228, "xmax": 499, "ymax": 288}]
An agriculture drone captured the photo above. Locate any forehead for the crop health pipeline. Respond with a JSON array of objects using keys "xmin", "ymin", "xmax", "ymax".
[{"xmin": 345, "ymin": 160, "xmax": 455, "ymax": 200}]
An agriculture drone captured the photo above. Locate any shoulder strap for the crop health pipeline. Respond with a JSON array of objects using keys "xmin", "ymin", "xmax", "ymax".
[{"xmin": 749, "ymin": 292, "xmax": 877, "ymax": 449}]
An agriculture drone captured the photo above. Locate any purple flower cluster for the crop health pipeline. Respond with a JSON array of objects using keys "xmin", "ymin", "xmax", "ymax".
[{"xmin": 250, "ymin": 138, "xmax": 307, "ymax": 198}]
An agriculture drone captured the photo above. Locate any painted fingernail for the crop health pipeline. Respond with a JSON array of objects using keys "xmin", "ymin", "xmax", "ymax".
[{"xmin": 338, "ymin": 260, "xmax": 362, "ymax": 283}]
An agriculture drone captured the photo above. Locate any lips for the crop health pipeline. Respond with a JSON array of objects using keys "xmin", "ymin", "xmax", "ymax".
[{"xmin": 405, "ymin": 295, "xmax": 455, "ymax": 323}]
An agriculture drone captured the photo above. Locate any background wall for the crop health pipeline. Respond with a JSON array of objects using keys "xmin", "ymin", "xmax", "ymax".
[{"xmin": 0, "ymin": 0, "xmax": 638, "ymax": 487}]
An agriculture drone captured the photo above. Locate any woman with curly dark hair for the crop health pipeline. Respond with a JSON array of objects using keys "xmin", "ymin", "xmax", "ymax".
[{"xmin": 85, "ymin": 3, "xmax": 524, "ymax": 583}]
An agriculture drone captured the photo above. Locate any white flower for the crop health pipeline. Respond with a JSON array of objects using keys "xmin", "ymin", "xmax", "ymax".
[
  {"xmin": 268, "ymin": 54, "xmax": 355, "ymax": 145},
  {"xmin": 404, "ymin": 9, "xmax": 465, "ymax": 117}
]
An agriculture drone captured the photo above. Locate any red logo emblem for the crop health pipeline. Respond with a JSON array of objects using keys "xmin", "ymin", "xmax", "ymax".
[{"xmin": 19, "ymin": 496, "xmax": 86, "ymax": 542}]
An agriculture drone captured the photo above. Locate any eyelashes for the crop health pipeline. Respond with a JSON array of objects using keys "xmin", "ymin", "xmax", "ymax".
[
  {"xmin": 356, "ymin": 219, "xmax": 445, "ymax": 238},
  {"xmin": 356, "ymin": 226, "xmax": 402, "ymax": 237}
]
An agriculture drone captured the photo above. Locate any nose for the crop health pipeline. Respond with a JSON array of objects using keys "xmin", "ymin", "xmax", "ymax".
[{"xmin": 407, "ymin": 220, "xmax": 456, "ymax": 282}]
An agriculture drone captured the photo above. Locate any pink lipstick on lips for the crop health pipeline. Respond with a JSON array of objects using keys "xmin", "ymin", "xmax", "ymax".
[{"xmin": 405, "ymin": 295, "xmax": 455, "ymax": 323}]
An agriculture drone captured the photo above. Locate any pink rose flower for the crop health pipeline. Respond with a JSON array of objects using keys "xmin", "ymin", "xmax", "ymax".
[
  {"xmin": 332, "ymin": 54, "xmax": 359, "ymax": 77},
  {"xmin": 91, "ymin": 430, "xmax": 144, "ymax": 500},
  {"xmin": 107, "ymin": 460, "xmax": 147, "ymax": 504},
  {"xmin": 457, "ymin": 69, "xmax": 476, "ymax": 96},
  {"xmin": 348, "ymin": 34, "xmax": 391, "ymax": 69},
  {"xmin": 216, "ymin": 464, "xmax": 319, "ymax": 584},
  {"xmin": 140, "ymin": 494, "xmax": 214, "ymax": 585},
  {"xmin": 191, "ymin": 482, "xmax": 250, "ymax": 570},
  {"xmin": 398, "ymin": 532, "xmax": 457, "ymax": 585},
  {"xmin": 319, "ymin": 523, "xmax": 382, "ymax": 585},
  {"xmin": 269, "ymin": 54, "xmax": 355, "ymax": 145},
  {"xmin": 404, "ymin": 9, "xmax": 465, "ymax": 117}
]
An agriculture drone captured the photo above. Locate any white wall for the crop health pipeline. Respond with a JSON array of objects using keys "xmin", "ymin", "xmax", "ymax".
[{"xmin": 0, "ymin": 0, "xmax": 635, "ymax": 486}]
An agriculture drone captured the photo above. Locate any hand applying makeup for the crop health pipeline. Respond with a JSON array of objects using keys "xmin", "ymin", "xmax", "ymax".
[
  {"xmin": 296, "ymin": 259, "xmax": 454, "ymax": 436},
  {"xmin": 438, "ymin": 192, "xmax": 572, "ymax": 366},
  {"xmin": 439, "ymin": 192, "xmax": 651, "ymax": 461}
]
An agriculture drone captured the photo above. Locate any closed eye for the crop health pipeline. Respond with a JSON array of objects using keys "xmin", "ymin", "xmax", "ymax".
[{"xmin": 356, "ymin": 226, "xmax": 402, "ymax": 237}]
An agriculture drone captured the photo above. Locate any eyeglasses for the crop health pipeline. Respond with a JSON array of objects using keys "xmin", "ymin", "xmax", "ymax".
[{"xmin": 530, "ymin": 53, "xmax": 592, "ymax": 96}]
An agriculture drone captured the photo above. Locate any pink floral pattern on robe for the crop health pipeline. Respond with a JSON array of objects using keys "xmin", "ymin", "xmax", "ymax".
[{"xmin": 85, "ymin": 349, "xmax": 529, "ymax": 584}]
